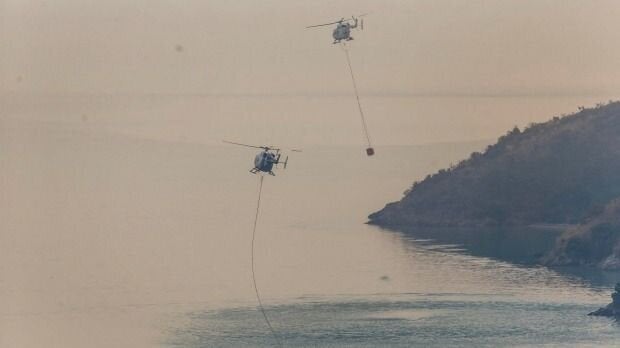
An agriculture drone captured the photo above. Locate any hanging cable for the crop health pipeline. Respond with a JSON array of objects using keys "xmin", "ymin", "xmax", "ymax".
[
  {"xmin": 251, "ymin": 175, "xmax": 282, "ymax": 347},
  {"xmin": 342, "ymin": 43, "xmax": 374, "ymax": 153}
]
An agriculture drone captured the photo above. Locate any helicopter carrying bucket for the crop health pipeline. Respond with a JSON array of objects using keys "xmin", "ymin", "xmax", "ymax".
[{"xmin": 366, "ymin": 147, "xmax": 375, "ymax": 156}]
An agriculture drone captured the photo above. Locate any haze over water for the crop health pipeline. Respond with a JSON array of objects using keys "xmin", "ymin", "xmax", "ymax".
[{"xmin": 2, "ymin": 95, "xmax": 620, "ymax": 347}]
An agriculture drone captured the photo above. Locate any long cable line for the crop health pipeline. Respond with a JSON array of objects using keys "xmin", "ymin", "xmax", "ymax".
[
  {"xmin": 251, "ymin": 175, "xmax": 282, "ymax": 347},
  {"xmin": 342, "ymin": 43, "xmax": 373, "ymax": 149}
]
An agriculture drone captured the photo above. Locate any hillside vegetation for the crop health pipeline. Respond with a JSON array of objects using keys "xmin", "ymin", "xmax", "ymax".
[{"xmin": 369, "ymin": 101, "xmax": 620, "ymax": 228}]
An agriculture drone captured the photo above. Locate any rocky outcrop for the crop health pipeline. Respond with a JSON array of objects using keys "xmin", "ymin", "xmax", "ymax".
[
  {"xmin": 589, "ymin": 283, "xmax": 620, "ymax": 318},
  {"xmin": 543, "ymin": 199, "xmax": 620, "ymax": 269}
]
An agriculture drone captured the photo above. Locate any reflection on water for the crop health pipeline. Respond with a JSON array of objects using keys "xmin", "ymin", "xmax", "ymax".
[
  {"xmin": 381, "ymin": 224, "xmax": 620, "ymax": 289},
  {"xmin": 384, "ymin": 226, "xmax": 563, "ymax": 265}
]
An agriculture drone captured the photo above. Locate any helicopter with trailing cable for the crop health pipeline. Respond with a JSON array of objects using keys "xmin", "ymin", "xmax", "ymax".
[
  {"xmin": 306, "ymin": 14, "xmax": 367, "ymax": 44},
  {"xmin": 223, "ymin": 141, "xmax": 301, "ymax": 176}
]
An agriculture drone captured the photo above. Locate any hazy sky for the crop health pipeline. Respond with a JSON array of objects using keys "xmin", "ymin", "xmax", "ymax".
[{"xmin": 2, "ymin": 0, "xmax": 620, "ymax": 97}]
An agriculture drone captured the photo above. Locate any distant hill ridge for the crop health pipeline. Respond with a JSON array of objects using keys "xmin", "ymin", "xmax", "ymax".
[{"xmin": 369, "ymin": 101, "xmax": 620, "ymax": 228}]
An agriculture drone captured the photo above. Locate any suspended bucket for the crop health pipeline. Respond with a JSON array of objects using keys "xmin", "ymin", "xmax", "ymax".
[{"xmin": 366, "ymin": 147, "xmax": 375, "ymax": 156}]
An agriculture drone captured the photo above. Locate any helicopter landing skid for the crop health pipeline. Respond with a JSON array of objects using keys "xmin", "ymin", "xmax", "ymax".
[{"xmin": 249, "ymin": 168, "xmax": 276, "ymax": 176}]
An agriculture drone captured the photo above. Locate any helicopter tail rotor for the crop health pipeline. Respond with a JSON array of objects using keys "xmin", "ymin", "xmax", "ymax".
[{"xmin": 283, "ymin": 156, "xmax": 288, "ymax": 169}]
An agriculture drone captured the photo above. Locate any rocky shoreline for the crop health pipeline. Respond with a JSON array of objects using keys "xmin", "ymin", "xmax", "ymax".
[{"xmin": 589, "ymin": 283, "xmax": 620, "ymax": 318}]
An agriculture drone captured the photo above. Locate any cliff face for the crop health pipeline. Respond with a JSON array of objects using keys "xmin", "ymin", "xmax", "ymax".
[
  {"xmin": 369, "ymin": 101, "xmax": 620, "ymax": 229},
  {"xmin": 544, "ymin": 199, "xmax": 620, "ymax": 269}
]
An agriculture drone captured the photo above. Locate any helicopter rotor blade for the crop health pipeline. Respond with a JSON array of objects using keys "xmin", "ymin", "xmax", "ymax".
[
  {"xmin": 306, "ymin": 20, "xmax": 342, "ymax": 28},
  {"xmin": 222, "ymin": 140, "xmax": 268, "ymax": 150},
  {"xmin": 224, "ymin": 140, "xmax": 301, "ymax": 153},
  {"xmin": 307, "ymin": 14, "xmax": 367, "ymax": 28},
  {"xmin": 279, "ymin": 147, "xmax": 302, "ymax": 152},
  {"xmin": 267, "ymin": 145, "xmax": 302, "ymax": 153}
]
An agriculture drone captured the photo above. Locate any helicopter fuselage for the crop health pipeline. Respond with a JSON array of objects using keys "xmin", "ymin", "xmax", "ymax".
[
  {"xmin": 254, "ymin": 151, "xmax": 277, "ymax": 173},
  {"xmin": 223, "ymin": 140, "xmax": 293, "ymax": 176},
  {"xmin": 332, "ymin": 23, "xmax": 352, "ymax": 42},
  {"xmin": 307, "ymin": 16, "xmax": 361, "ymax": 44}
]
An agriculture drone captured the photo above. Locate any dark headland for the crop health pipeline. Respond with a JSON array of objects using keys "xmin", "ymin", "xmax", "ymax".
[{"xmin": 369, "ymin": 101, "xmax": 620, "ymax": 269}]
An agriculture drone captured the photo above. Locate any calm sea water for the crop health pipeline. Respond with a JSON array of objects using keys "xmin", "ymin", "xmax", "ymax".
[{"xmin": 2, "ymin": 96, "xmax": 620, "ymax": 347}]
